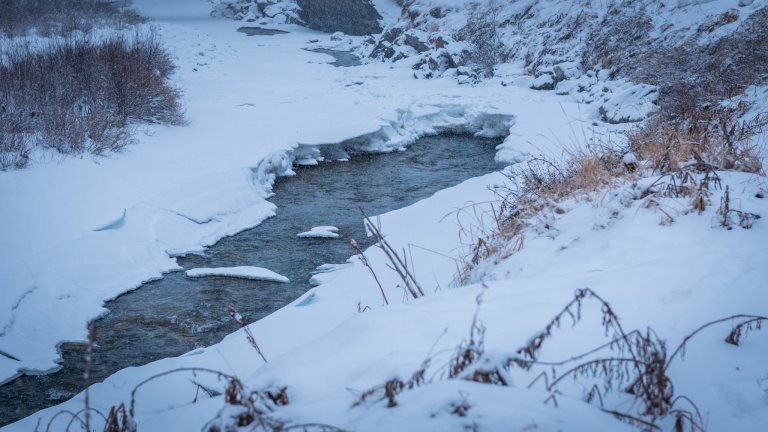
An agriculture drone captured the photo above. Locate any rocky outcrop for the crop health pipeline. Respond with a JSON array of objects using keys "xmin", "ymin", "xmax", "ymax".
[
  {"xmin": 296, "ymin": 0, "xmax": 382, "ymax": 36},
  {"xmin": 211, "ymin": 0, "xmax": 382, "ymax": 35}
]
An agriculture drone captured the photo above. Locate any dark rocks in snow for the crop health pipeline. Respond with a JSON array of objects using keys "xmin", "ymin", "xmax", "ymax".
[
  {"xmin": 531, "ymin": 72, "xmax": 556, "ymax": 90},
  {"xmin": 371, "ymin": 41, "xmax": 397, "ymax": 60},
  {"xmin": 404, "ymin": 33, "xmax": 429, "ymax": 53},
  {"xmin": 412, "ymin": 49, "xmax": 459, "ymax": 79},
  {"xmin": 296, "ymin": 0, "xmax": 382, "ymax": 36},
  {"xmin": 381, "ymin": 27, "xmax": 404, "ymax": 43}
]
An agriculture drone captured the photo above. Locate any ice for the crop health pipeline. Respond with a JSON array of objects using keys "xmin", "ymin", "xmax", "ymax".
[
  {"xmin": 186, "ymin": 266, "xmax": 290, "ymax": 283},
  {"xmin": 297, "ymin": 226, "xmax": 340, "ymax": 239}
]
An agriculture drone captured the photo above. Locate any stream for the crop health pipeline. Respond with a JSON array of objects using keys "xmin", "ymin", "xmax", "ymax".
[{"xmin": 0, "ymin": 134, "xmax": 505, "ymax": 426}]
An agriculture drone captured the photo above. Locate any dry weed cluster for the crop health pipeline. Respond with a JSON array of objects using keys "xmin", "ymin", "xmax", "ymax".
[
  {"xmin": 453, "ymin": 99, "xmax": 765, "ymax": 285},
  {"xmin": 354, "ymin": 288, "xmax": 767, "ymax": 432}
]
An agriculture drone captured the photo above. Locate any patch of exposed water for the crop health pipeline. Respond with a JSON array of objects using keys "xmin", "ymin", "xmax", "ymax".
[
  {"xmin": 304, "ymin": 48, "xmax": 362, "ymax": 67},
  {"xmin": 0, "ymin": 134, "xmax": 505, "ymax": 426},
  {"xmin": 237, "ymin": 26, "xmax": 289, "ymax": 36}
]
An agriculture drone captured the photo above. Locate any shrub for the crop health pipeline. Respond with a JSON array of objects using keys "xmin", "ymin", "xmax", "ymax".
[
  {"xmin": 456, "ymin": 1, "xmax": 503, "ymax": 77},
  {"xmin": 0, "ymin": 0, "xmax": 146, "ymax": 37},
  {"xmin": 583, "ymin": 6, "xmax": 768, "ymax": 119},
  {"xmin": 0, "ymin": 32, "xmax": 184, "ymax": 169}
]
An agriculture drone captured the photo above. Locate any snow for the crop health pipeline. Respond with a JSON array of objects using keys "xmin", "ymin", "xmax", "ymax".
[
  {"xmin": 0, "ymin": 0, "xmax": 533, "ymax": 384},
  {"xmin": 185, "ymin": 266, "xmax": 290, "ymax": 283},
  {"xmin": 599, "ymin": 83, "xmax": 659, "ymax": 124},
  {"xmin": 6, "ymin": 165, "xmax": 767, "ymax": 431},
  {"xmin": 297, "ymin": 226, "xmax": 340, "ymax": 238},
  {"xmin": 1, "ymin": 0, "xmax": 767, "ymax": 430}
]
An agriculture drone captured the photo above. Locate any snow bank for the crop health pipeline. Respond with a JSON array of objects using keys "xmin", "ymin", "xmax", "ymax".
[
  {"xmin": 0, "ymin": 3, "xmax": 533, "ymax": 383},
  {"xmin": 186, "ymin": 266, "xmax": 289, "ymax": 283},
  {"xmin": 6, "ymin": 166, "xmax": 766, "ymax": 431},
  {"xmin": 4, "ymin": 0, "xmax": 766, "ymax": 430}
]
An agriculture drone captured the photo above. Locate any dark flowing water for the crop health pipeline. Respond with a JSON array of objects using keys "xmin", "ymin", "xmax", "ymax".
[{"xmin": 0, "ymin": 134, "xmax": 505, "ymax": 426}]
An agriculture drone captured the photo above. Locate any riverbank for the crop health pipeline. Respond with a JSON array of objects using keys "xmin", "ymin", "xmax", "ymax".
[
  {"xmin": 2, "ymin": 0, "xmax": 766, "ymax": 430},
  {"xmin": 0, "ymin": 0, "xmax": 597, "ymax": 387}
]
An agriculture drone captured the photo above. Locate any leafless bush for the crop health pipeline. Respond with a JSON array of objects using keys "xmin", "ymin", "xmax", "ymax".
[
  {"xmin": 349, "ymin": 236, "xmax": 390, "ymax": 306},
  {"xmin": 41, "ymin": 362, "xmax": 345, "ymax": 431},
  {"xmin": 456, "ymin": 1, "xmax": 503, "ymax": 78},
  {"xmin": 0, "ymin": 0, "xmax": 147, "ymax": 37},
  {"xmin": 584, "ymin": 6, "xmax": 768, "ymax": 119},
  {"xmin": 0, "ymin": 32, "xmax": 184, "ymax": 169},
  {"xmin": 581, "ymin": 4, "xmax": 653, "ymax": 79},
  {"xmin": 0, "ymin": 114, "xmax": 31, "ymax": 169},
  {"xmin": 717, "ymin": 185, "xmax": 761, "ymax": 230}
]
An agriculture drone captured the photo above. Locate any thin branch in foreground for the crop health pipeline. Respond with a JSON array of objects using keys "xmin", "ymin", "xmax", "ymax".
[
  {"xmin": 227, "ymin": 304, "xmax": 268, "ymax": 363},
  {"xmin": 361, "ymin": 209, "xmax": 424, "ymax": 299},
  {"xmin": 349, "ymin": 237, "xmax": 389, "ymax": 305}
]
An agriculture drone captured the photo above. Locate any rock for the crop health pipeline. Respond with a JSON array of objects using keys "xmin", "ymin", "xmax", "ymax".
[
  {"xmin": 531, "ymin": 72, "xmax": 555, "ymax": 90},
  {"xmin": 553, "ymin": 65, "xmax": 566, "ymax": 83},
  {"xmin": 598, "ymin": 84, "xmax": 659, "ymax": 124},
  {"xmin": 429, "ymin": 7, "xmax": 444, "ymax": 18},
  {"xmin": 371, "ymin": 41, "xmax": 396, "ymax": 59},
  {"xmin": 296, "ymin": 0, "xmax": 382, "ymax": 36},
  {"xmin": 404, "ymin": 33, "xmax": 429, "ymax": 53},
  {"xmin": 330, "ymin": 31, "xmax": 345, "ymax": 41},
  {"xmin": 381, "ymin": 27, "xmax": 404, "ymax": 43}
]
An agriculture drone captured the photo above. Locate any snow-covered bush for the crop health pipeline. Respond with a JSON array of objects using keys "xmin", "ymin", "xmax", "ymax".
[
  {"xmin": 0, "ymin": 32, "xmax": 184, "ymax": 168},
  {"xmin": 583, "ymin": 5, "xmax": 768, "ymax": 118},
  {"xmin": 0, "ymin": 0, "xmax": 146, "ymax": 37},
  {"xmin": 458, "ymin": 99, "xmax": 766, "ymax": 284}
]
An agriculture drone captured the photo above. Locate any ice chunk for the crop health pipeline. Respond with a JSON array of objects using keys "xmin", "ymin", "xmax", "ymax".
[
  {"xmin": 185, "ymin": 266, "xmax": 289, "ymax": 283},
  {"xmin": 297, "ymin": 226, "xmax": 340, "ymax": 239}
]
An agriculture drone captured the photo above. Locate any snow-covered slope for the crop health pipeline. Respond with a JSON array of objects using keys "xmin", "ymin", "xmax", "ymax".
[
  {"xmin": 4, "ymin": 165, "xmax": 767, "ymax": 431},
  {"xmin": 0, "ymin": 0, "xmax": 599, "ymax": 386},
  {"xmin": 1, "ymin": 0, "xmax": 767, "ymax": 430}
]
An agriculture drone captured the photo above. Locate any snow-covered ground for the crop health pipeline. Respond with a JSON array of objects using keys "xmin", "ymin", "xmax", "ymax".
[
  {"xmin": 0, "ymin": 0, "xmax": 602, "ymax": 386},
  {"xmin": 1, "ymin": 0, "xmax": 767, "ymax": 430}
]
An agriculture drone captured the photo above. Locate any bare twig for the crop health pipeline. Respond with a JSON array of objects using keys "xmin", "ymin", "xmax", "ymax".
[{"xmin": 227, "ymin": 304, "xmax": 268, "ymax": 363}]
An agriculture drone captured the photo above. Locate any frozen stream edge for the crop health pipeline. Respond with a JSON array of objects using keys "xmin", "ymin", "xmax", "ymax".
[{"xmin": 0, "ymin": 104, "xmax": 516, "ymax": 386}]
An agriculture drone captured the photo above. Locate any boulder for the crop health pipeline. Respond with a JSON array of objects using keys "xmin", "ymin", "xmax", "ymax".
[
  {"xmin": 296, "ymin": 0, "xmax": 382, "ymax": 36},
  {"xmin": 404, "ymin": 33, "xmax": 429, "ymax": 53},
  {"xmin": 531, "ymin": 72, "xmax": 555, "ymax": 90}
]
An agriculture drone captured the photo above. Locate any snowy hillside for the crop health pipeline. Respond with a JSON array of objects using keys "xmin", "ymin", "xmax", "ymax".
[{"xmin": 1, "ymin": 0, "xmax": 767, "ymax": 431}]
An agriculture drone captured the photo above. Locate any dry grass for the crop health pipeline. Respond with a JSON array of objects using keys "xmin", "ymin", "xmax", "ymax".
[
  {"xmin": 454, "ymin": 100, "xmax": 765, "ymax": 285},
  {"xmin": 354, "ymin": 287, "xmax": 767, "ymax": 431},
  {"xmin": 628, "ymin": 107, "xmax": 766, "ymax": 174}
]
